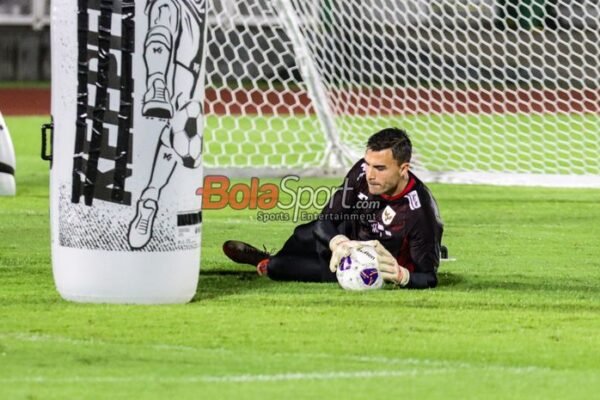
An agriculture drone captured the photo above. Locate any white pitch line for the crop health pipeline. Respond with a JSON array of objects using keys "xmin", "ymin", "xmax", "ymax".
[
  {"xmin": 340, "ymin": 355, "xmax": 553, "ymax": 375},
  {"xmin": 0, "ymin": 332, "xmax": 553, "ymax": 375},
  {"xmin": 0, "ymin": 369, "xmax": 448, "ymax": 384},
  {"xmin": 201, "ymin": 369, "xmax": 447, "ymax": 383},
  {"xmin": 0, "ymin": 364, "xmax": 556, "ymax": 386}
]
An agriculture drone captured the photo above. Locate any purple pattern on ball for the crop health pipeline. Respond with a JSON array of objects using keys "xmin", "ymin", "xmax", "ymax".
[
  {"xmin": 338, "ymin": 256, "xmax": 352, "ymax": 271},
  {"xmin": 360, "ymin": 268, "xmax": 379, "ymax": 286}
]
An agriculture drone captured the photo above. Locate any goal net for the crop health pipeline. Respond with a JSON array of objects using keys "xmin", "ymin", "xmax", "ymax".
[{"xmin": 204, "ymin": 0, "xmax": 599, "ymax": 187}]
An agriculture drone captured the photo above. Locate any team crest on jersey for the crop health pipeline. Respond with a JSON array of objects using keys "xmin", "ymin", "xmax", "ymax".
[
  {"xmin": 382, "ymin": 205, "xmax": 396, "ymax": 225},
  {"xmin": 406, "ymin": 190, "xmax": 421, "ymax": 210}
]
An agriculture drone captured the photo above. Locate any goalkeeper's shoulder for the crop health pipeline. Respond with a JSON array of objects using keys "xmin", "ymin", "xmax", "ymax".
[
  {"xmin": 407, "ymin": 174, "xmax": 444, "ymax": 228},
  {"xmin": 343, "ymin": 158, "xmax": 367, "ymax": 182}
]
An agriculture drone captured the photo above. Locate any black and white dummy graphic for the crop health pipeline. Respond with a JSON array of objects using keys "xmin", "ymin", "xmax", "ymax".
[{"xmin": 128, "ymin": 0, "xmax": 207, "ymax": 250}]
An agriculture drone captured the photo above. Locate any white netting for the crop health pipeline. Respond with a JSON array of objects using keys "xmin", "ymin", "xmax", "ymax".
[{"xmin": 204, "ymin": 0, "xmax": 600, "ymax": 186}]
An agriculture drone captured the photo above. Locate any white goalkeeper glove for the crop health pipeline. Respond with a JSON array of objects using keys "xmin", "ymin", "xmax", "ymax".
[
  {"xmin": 328, "ymin": 235, "xmax": 362, "ymax": 273},
  {"xmin": 367, "ymin": 240, "xmax": 410, "ymax": 287}
]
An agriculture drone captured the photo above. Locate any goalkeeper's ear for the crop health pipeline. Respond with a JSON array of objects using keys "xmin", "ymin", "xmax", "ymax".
[{"xmin": 399, "ymin": 161, "xmax": 410, "ymax": 181}]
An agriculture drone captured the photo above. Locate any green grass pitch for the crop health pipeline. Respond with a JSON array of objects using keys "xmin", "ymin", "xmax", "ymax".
[{"xmin": 1, "ymin": 116, "xmax": 599, "ymax": 399}]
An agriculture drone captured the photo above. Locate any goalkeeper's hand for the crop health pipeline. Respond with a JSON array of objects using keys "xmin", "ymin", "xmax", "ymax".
[
  {"xmin": 328, "ymin": 235, "xmax": 362, "ymax": 273},
  {"xmin": 366, "ymin": 240, "xmax": 410, "ymax": 287}
]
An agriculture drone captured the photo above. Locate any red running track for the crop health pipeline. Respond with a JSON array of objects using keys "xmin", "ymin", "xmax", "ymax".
[{"xmin": 0, "ymin": 87, "xmax": 597, "ymax": 116}]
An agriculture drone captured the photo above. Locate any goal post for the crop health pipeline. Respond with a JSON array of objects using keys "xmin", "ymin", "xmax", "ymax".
[{"xmin": 203, "ymin": 0, "xmax": 600, "ymax": 187}]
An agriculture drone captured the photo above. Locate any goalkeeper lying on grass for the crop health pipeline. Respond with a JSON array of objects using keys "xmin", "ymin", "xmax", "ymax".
[{"xmin": 223, "ymin": 128, "xmax": 444, "ymax": 289}]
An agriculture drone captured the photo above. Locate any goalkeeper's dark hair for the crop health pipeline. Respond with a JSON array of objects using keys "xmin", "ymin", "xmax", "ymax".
[{"xmin": 367, "ymin": 128, "xmax": 412, "ymax": 165}]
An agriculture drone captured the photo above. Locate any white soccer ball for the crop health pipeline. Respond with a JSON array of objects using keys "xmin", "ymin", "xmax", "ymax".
[{"xmin": 336, "ymin": 244, "xmax": 383, "ymax": 291}]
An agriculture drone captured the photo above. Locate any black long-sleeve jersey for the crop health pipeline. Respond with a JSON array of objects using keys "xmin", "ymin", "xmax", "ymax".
[{"xmin": 319, "ymin": 159, "xmax": 444, "ymax": 289}]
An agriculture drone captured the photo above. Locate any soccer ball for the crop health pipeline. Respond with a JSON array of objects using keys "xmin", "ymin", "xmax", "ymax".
[
  {"xmin": 170, "ymin": 101, "xmax": 204, "ymax": 169},
  {"xmin": 336, "ymin": 244, "xmax": 383, "ymax": 291}
]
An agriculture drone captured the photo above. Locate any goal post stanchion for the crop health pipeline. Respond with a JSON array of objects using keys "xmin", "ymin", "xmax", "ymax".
[{"xmin": 275, "ymin": 0, "xmax": 352, "ymax": 172}]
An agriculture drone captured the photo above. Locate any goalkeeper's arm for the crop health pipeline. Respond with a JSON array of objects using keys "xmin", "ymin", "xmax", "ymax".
[
  {"xmin": 403, "ymin": 270, "xmax": 437, "ymax": 289},
  {"xmin": 404, "ymin": 216, "xmax": 440, "ymax": 289}
]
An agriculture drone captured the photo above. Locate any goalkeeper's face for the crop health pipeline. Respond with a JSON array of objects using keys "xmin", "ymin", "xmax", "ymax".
[{"xmin": 364, "ymin": 149, "xmax": 409, "ymax": 196}]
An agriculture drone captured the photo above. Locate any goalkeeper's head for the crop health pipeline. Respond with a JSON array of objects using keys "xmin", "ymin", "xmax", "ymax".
[{"xmin": 364, "ymin": 128, "xmax": 412, "ymax": 196}]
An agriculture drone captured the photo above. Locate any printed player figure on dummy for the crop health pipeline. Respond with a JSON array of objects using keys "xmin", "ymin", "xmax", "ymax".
[{"xmin": 128, "ymin": 0, "xmax": 206, "ymax": 249}]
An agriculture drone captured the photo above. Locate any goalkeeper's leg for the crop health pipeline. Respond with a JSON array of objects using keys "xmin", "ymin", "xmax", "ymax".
[
  {"xmin": 266, "ymin": 220, "xmax": 339, "ymax": 282},
  {"xmin": 224, "ymin": 220, "xmax": 348, "ymax": 282}
]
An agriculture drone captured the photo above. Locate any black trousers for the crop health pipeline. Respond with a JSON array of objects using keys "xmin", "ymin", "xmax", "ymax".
[{"xmin": 266, "ymin": 219, "xmax": 351, "ymax": 283}]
